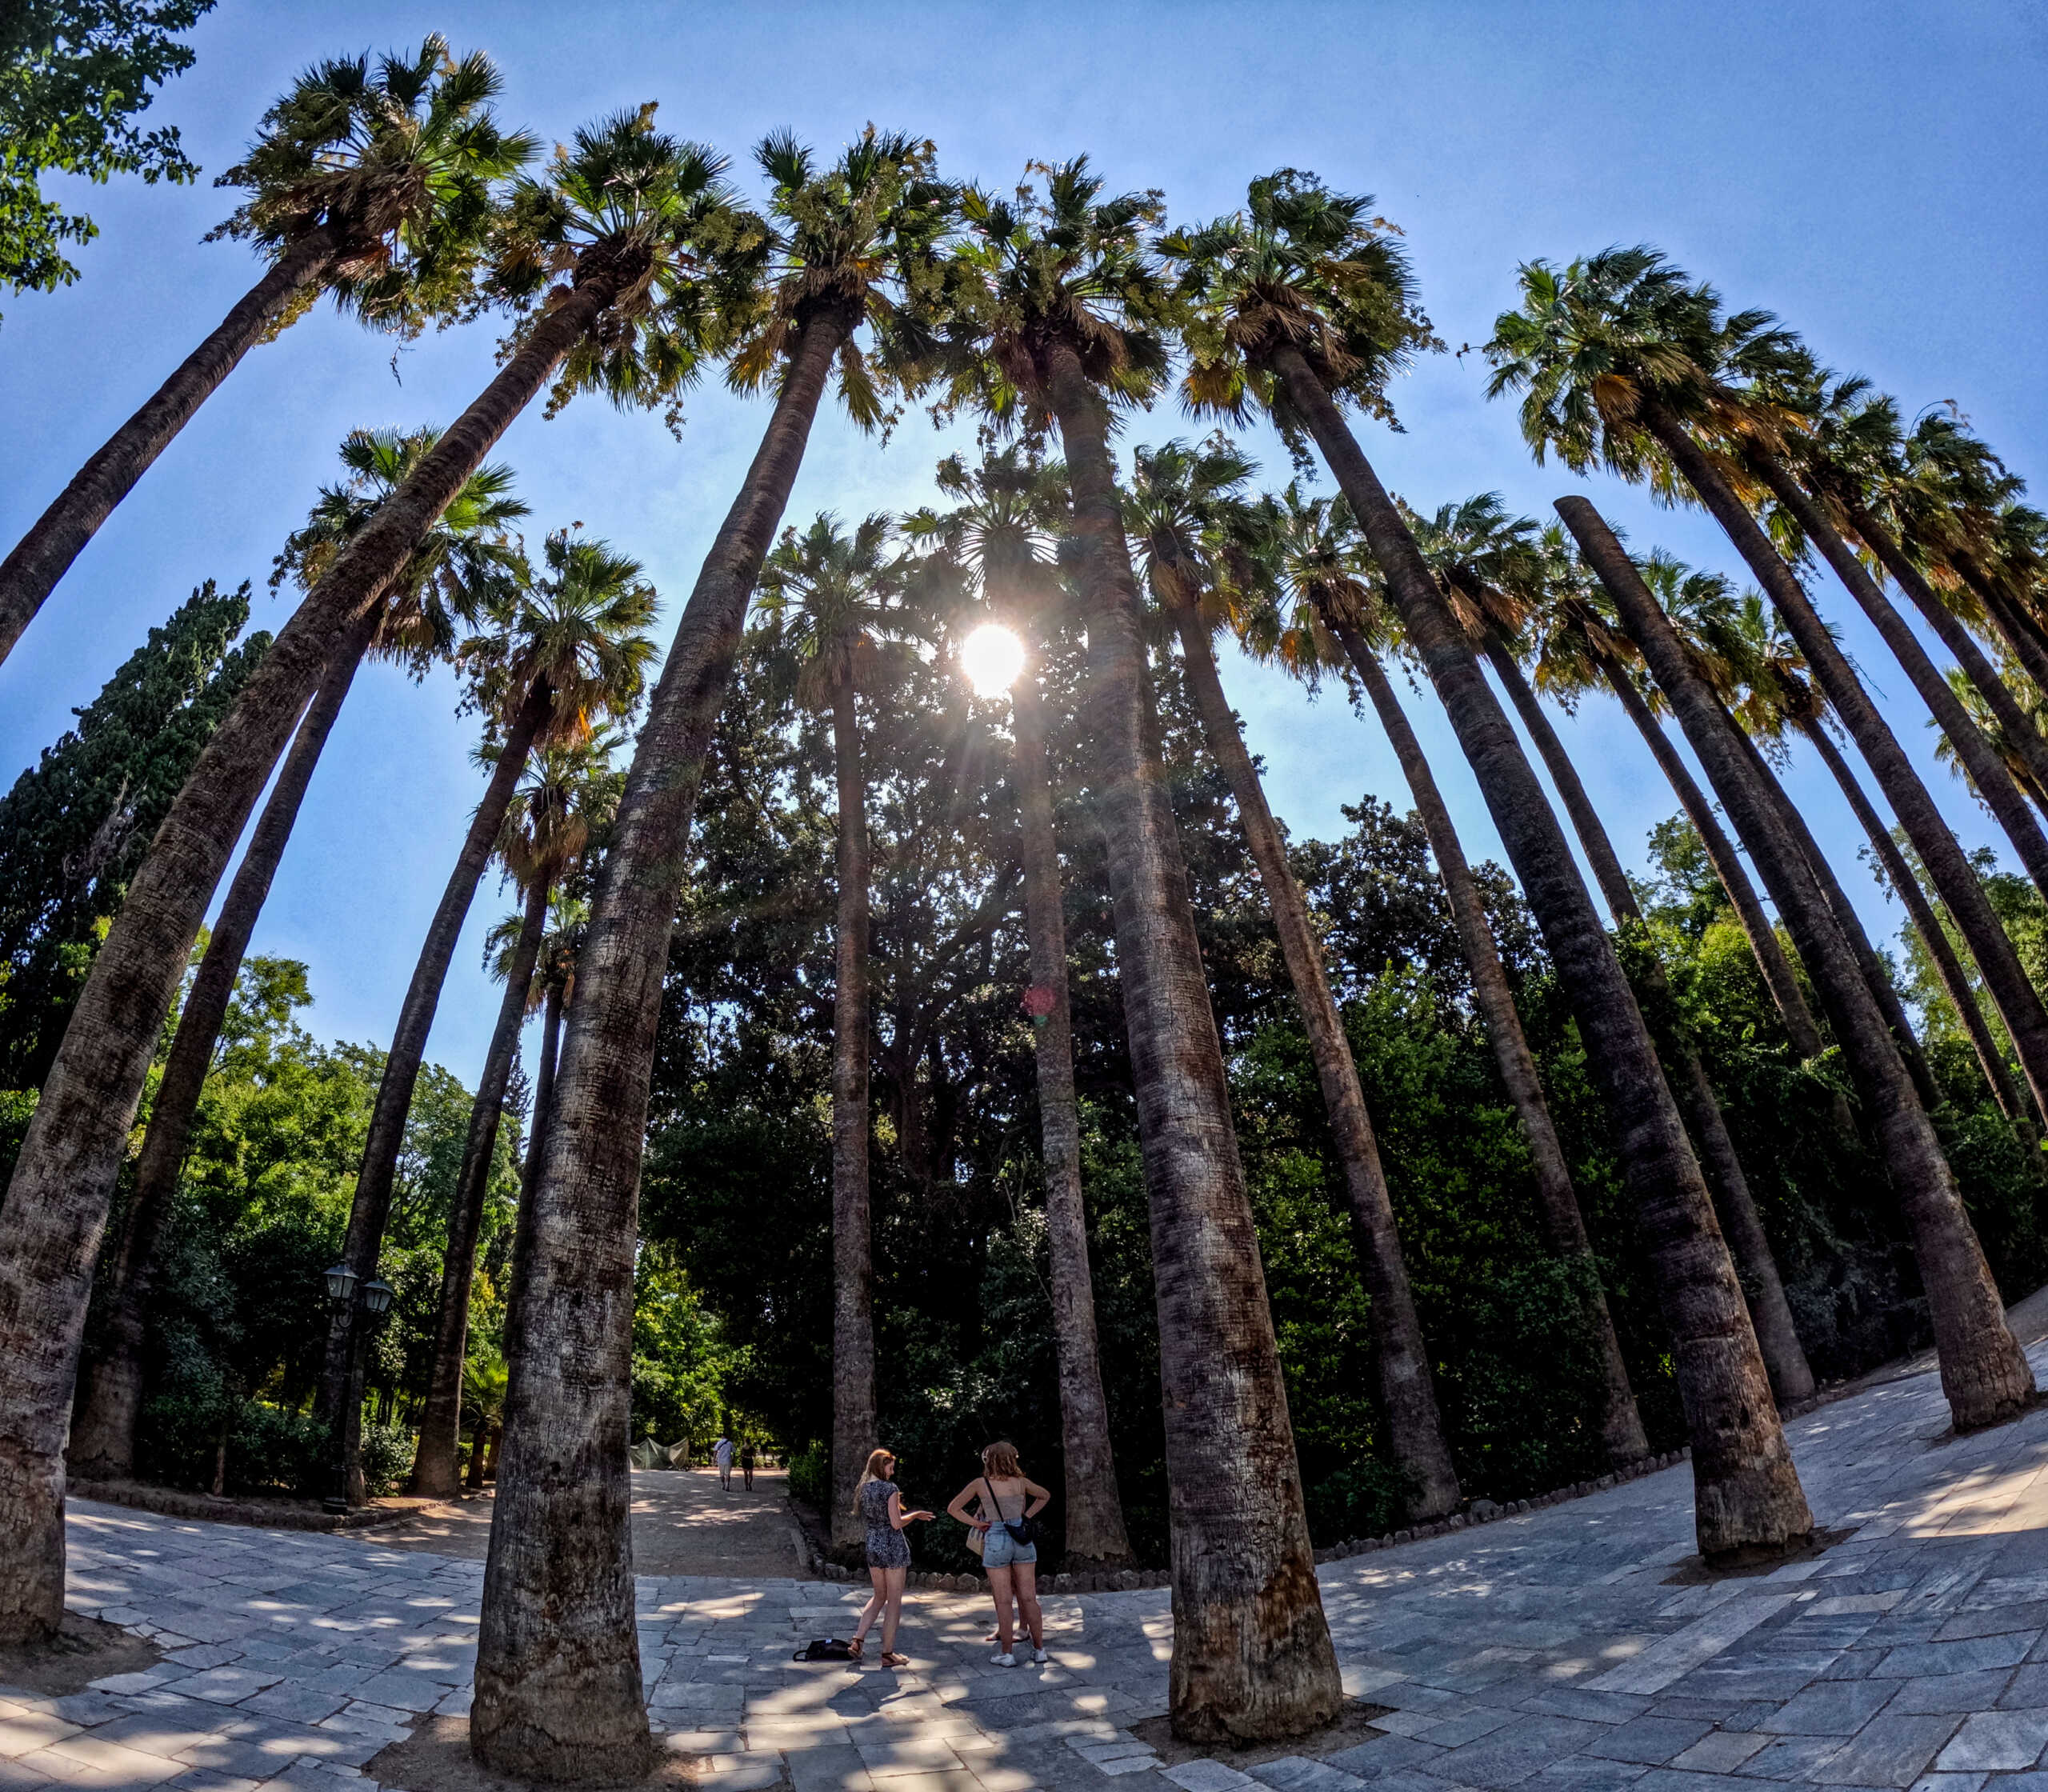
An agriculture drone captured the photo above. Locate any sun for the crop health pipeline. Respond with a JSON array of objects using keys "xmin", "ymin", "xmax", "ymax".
[{"xmin": 958, "ymin": 623, "xmax": 1026, "ymax": 697}]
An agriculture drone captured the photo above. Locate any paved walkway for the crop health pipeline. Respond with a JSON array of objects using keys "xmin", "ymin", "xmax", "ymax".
[
  {"xmin": 366, "ymin": 1468, "xmax": 804, "ymax": 1579},
  {"xmin": 8, "ymin": 1341, "xmax": 2048, "ymax": 1790}
]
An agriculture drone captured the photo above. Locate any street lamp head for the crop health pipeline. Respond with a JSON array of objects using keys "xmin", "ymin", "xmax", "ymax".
[
  {"xmin": 362, "ymin": 1277, "xmax": 394, "ymax": 1317},
  {"xmin": 959, "ymin": 623, "xmax": 1025, "ymax": 698},
  {"xmin": 324, "ymin": 1262, "xmax": 358, "ymax": 1305}
]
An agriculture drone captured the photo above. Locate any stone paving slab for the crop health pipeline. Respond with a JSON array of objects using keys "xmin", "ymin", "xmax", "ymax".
[{"xmin": 14, "ymin": 1337, "xmax": 2048, "ymax": 1789}]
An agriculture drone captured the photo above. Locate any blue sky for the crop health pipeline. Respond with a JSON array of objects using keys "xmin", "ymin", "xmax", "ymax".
[{"xmin": 2, "ymin": 0, "xmax": 2042, "ymax": 1092}]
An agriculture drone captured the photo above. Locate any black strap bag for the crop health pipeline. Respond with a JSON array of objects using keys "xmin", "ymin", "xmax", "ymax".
[
  {"xmin": 988, "ymin": 1477, "xmax": 1041, "ymax": 1547},
  {"xmin": 793, "ymin": 1638, "xmax": 857, "ymax": 1661}
]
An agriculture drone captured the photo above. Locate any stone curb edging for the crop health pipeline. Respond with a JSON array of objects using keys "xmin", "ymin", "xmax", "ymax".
[
  {"xmin": 70, "ymin": 1478, "xmax": 415, "ymax": 1533},
  {"xmin": 1309, "ymin": 1445, "xmax": 1694, "ymax": 1562},
  {"xmin": 791, "ymin": 1448, "xmax": 1698, "ymax": 1588}
]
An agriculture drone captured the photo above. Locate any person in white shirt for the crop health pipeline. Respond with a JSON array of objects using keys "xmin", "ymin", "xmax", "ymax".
[{"xmin": 714, "ymin": 1435, "xmax": 734, "ymax": 1490}]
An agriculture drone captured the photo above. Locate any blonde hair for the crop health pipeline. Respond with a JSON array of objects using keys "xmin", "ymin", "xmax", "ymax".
[
  {"xmin": 851, "ymin": 1448, "xmax": 894, "ymax": 1515},
  {"xmin": 981, "ymin": 1441, "xmax": 1022, "ymax": 1480}
]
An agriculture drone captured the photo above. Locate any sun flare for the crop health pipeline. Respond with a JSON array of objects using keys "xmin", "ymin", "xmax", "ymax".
[{"xmin": 959, "ymin": 623, "xmax": 1026, "ymax": 697}]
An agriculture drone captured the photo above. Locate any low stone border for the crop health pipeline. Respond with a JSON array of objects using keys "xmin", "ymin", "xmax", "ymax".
[
  {"xmin": 790, "ymin": 1447, "xmax": 1696, "ymax": 1587},
  {"xmin": 70, "ymin": 1478, "xmax": 420, "ymax": 1533}
]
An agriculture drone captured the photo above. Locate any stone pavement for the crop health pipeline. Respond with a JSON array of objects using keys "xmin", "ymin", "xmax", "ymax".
[{"xmin": 7, "ymin": 1338, "xmax": 2048, "ymax": 1790}]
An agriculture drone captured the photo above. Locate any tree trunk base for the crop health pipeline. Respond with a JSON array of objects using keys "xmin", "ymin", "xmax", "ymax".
[
  {"xmin": 1692, "ymin": 1450, "xmax": 1814, "ymax": 1562},
  {"xmin": 409, "ymin": 1454, "xmax": 463, "ymax": 1500},
  {"xmin": 469, "ymin": 1715, "xmax": 654, "ymax": 1786},
  {"xmin": 0, "ymin": 1443, "xmax": 66, "ymax": 1645},
  {"xmin": 1167, "ymin": 1550, "xmax": 1345, "ymax": 1746},
  {"xmin": 1942, "ymin": 1342, "xmax": 2039, "ymax": 1435}
]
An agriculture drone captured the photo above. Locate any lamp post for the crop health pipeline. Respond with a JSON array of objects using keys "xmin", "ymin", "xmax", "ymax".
[{"xmin": 322, "ymin": 1264, "xmax": 394, "ymax": 1512}]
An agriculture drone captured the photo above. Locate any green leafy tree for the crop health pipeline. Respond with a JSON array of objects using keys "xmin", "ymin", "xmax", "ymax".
[
  {"xmin": 0, "ymin": 0, "xmax": 211, "ymax": 309},
  {"xmin": 0, "ymin": 579, "xmax": 265, "ymax": 1091}
]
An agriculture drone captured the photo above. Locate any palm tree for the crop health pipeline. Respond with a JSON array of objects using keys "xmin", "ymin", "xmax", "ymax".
[
  {"xmin": 1485, "ymin": 247, "xmax": 2048, "ymax": 1126},
  {"xmin": 1128, "ymin": 439, "xmax": 1460, "ymax": 1515},
  {"xmin": 1410, "ymin": 496, "xmax": 1814, "ymax": 1407},
  {"xmin": 67, "ymin": 428, "xmax": 527, "ymax": 1482},
  {"xmin": 1255, "ymin": 485, "xmax": 1650, "ymax": 1467},
  {"xmin": 1558, "ymin": 494, "xmax": 2035, "ymax": 1432},
  {"xmin": 0, "ymin": 110, "xmax": 735, "ymax": 1643},
  {"xmin": 473, "ymin": 131, "xmax": 956, "ymax": 1779},
  {"xmin": 937, "ymin": 160, "xmax": 1342, "ymax": 1741},
  {"xmin": 755, "ymin": 513, "xmax": 913, "ymax": 1551},
  {"xmin": 902, "ymin": 447, "xmax": 1134, "ymax": 1566},
  {"xmin": 0, "ymin": 38, "xmax": 533, "ymax": 664},
  {"xmin": 1786, "ymin": 390, "xmax": 2048, "ymax": 810},
  {"xmin": 411, "ymin": 737, "xmax": 614, "ymax": 1498},
  {"xmin": 1165, "ymin": 170, "xmax": 1813, "ymax": 1559},
  {"xmin": 320, "ymin": 533, "xmax": 656, "ymax": 1501}
]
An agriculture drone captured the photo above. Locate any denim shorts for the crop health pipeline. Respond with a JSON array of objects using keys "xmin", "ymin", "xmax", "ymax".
[{"xmin": 982, "ymin": 1526, "xmax": 1037, "ymax": 1568}]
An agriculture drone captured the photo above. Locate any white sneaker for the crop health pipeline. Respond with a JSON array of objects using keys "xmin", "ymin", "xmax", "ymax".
[
  {"xmin": 1032, "ymin": 1648, "xmax": 1048, "ymax": 1665},
  {"xmin": 990, "ymin": 1651, "xmax": 1015, "ymax": 1667}
]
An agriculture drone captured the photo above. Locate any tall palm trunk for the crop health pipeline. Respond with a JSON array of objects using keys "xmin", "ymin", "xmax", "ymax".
[
  {"xmin": 1009, "ymin": 670, "xmax": 1132, "ymax": 1565},
  {"xmin": 827, "ymin": 667, "xmax": 877, "ymax": 1554},
  {"xmin": 1043, "ymin": 340, "xmax": 1340, "ymax": 1745},
  {"xmin": 1755, "ymin": 461, "xmax": 2048, "ymax": 905},
  {"xmin": 1834, "ymin": 493, "xmax": 2048, "ymax": 804},
  {"xmin": 1562, "ymin": 494, "xmax": 2034, "ymax": 1431},
  {"xmin": 1598, "ymin": 662, "xmax": 1823, "ymax": 1058},
  {"xmin": 1326, "ymin": 618, "xmax": 1648, "ymax": 1466},
  {"xmin": 502, "ymin": 974, "xmax": 564, "ymax": 1373},
  {"xmin": 1726, "ymin": 723, "xmax": 1942, "ymax": 1110},
  {"xmin": 318, "ymin": 683, "xmax": 550, "ymax": 1501},
  {"xmin": 411, "ymin": 875, "xmax": 551, "ymax": 1499},
  {"xmin": 1800, "ymin": 716, "xmax": 2035, "ymax": 1132},
  {"xmin": 474, "ymin": 300, "xmax": 855, "ymax": 1782},
  {"xmin": 69, "ymin": 601, "xmax": 385, "ymax": 1480},
  {"xmin": 1483, "ymin": 638, "xmax": 1814, "ymax": 1406},
  {"xmin": 1962, "ymin": 569, "xmax": 2048, "ymax": 705},
  {"xmin": 1169, "ymin": 598, "xmax": 1459, "ymax": 1517},
  {"xmin": 1642, "ymin": 403, "xmax": 2048, "ymax": 1124},
  {"xmin": 0, "ymin": 269, "xmax": 625, "ymax": 1643},
  {"xmin": 0, "ymin": 230, "xmax": 342, "ymax": 665},
  {"xmin": 1269, "ymin": 341, "xmax": 1812, "ymax": 1559}
]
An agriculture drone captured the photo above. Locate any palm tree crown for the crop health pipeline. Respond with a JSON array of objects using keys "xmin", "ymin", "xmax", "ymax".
[
  {"xmin": 755, "ymin": 513, "xmax": 914, "ymax": 706},
  {"xmin": 211, "ymin": 34, "xmax": 536, "ymax": 330}
]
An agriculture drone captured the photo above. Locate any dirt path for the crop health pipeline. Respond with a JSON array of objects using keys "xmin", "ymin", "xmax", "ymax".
[{"xmin": 366, "ymin": 1465, "xmax": 808, "ymax": 1577}]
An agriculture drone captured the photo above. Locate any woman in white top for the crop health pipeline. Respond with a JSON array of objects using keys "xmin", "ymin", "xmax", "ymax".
[{"xmin": 946, "ymin": 1441, "xmax": 1050, "ymax": 1666}]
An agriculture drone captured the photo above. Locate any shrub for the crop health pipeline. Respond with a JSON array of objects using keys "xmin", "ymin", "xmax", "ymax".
[
  {"xmin": 787, "ymin": 1441, "xmax": 827, "ymax": 1511},
  {"xmin": 359, "ymin": 1420, "xmax": 414, "ymax": 1498}
]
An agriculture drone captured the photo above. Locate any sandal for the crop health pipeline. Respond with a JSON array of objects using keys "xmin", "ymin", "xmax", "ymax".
[
  {"xmin": 847, "ymin": 1637, "xmax": 865, "ymax": 1660},
  {"xmin": 881, "ymin": 1652, "xmax": 911, "ymax": 1668}
]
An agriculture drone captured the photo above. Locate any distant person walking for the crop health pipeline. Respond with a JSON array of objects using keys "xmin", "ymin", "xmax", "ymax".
[
  {"xmin": 740, "ymin": 1439, "xmax": 757, "ymax": 1491},
  {"xmin": 714, "ymin": 1434, "xmax": 734, "ymax": 1491},
  {"xmin": 849, "ymin": 1449, "xmax": 930, "ymax": 1668},
  {"xmin": 948, "ymin": 1442, "xmax": 1050, "ymax": 1666}
]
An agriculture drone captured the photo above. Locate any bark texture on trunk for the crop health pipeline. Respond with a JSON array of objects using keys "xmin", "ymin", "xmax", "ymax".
[
  {"xmin": 1600, "ymin": 664, "xmax": 1824, "ymax": 1059},
  {"xmin": 1838, "ymin": 496, "xmax": 2048, "ymax": 811},
  {"xmin": 1329, "ymin": 620, "xmax": 1648, "ymax": 1466},
  {"xmin": 0, "ymin": 273, "xmax": 618, "ymax": 1644},
  {"xmin": 827, "ymin": 670, "xmax": 878, "ymax": 1554},
  {"xmin": 1485, "ymin": 638, "xmax": 1815, "ymax": 1407},
  {"xmin": 1270, "ymin": 343, "xmax": 1810, "ymax": 1560},
  {"xmin": 1758, "ymin": 461, "xmax": 2048, "ymax": 906},
  {"xmin": 1802, "ymin": 718, "xmax": 2035, "ymax": 1130},
  {"xmin": 69, "ymin": 605, "xmax": 381, "ymax": 1482},
  {"xmin": 1563, "ymin": 494, "xmax": 2034, "ymax": 1432},
  {"xmin": 473, "ymin": 302, "xmax": 852, "ymax": 1782},
  {"xmin": 1010, "ymin": 670, "xmax": 1133, "ymax": 1566},
  {"xmin": 1171, "ymin": 599, "xmax": 1459, "ymax": 1518},
  {"xmin": 1045, "ymin": 340, "xmax": 1340, "ymax": 1743},
  {"xmin": 1730, "ymin": 723, "xmax": 1942, "ymax": 1110},
  {"xmin": 411, "ymin": 875, "xmax": 551, "ymax": 1499},
  {"xmin": 1644, "ymin": 404, "xmax": 2048, "ymax": 1123},
  {"xmin": 318, "ymin": 686, "xmax": 549, "ymax": 1501},
  {"xmin": 0, "ymin": 230, "xmax": 340, "ymax": 666}
]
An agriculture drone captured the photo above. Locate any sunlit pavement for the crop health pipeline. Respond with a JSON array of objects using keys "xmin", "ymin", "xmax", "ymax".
[{"xmin": 9, "ymin": 1341, "xmax": 2048, "ymax": 1790}]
